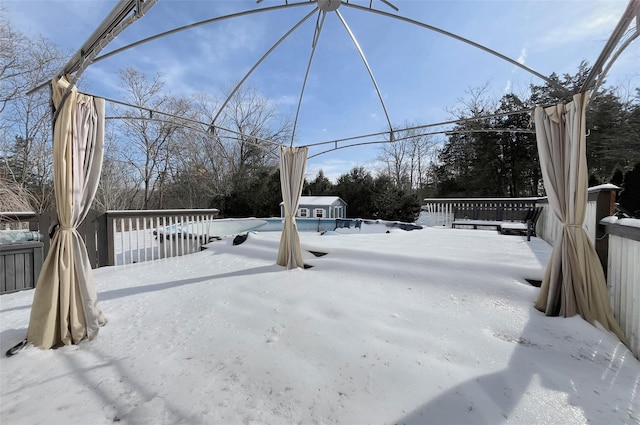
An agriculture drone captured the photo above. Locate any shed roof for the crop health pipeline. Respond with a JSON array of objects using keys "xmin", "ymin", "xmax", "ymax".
[
  {"xmin": 280, "ymin": 196, "xmax": 345, "ymax": 206},
  {"xmin": 300, "ymin": 196, "xmax": 344, "ymax": 205}
]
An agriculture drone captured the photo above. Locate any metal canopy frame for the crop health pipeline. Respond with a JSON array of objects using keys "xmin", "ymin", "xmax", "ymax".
[{"xmin": 44, "ymin": 0, "xmax": 640, "ymax": 157}]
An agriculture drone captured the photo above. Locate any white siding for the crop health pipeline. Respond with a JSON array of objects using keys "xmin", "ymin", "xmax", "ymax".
[
  {"xmin": 607, "ymin": 234, "xmax": 640, "ymax": 359},
  {"xmin": 537, "ymin": 200, "xmax": 596, "ymax": 246}
]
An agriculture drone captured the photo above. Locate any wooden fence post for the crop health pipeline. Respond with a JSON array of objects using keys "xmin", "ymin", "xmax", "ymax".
[
  {"xmin": 96, "ymin": 212, "xmax": 108, "ymax": 267},
  {"xmin": 105, "ymin": 212, "xmax": 115, "ymax": 266},
  {"xmin": 591, "ymin": 185, "xmax": 620, "ymax": 275}
]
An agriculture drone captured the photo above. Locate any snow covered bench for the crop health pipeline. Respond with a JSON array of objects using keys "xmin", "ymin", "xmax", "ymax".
[
  {"xmin": 452, "ymin": 206, "xmax": 542, "ymax": 241},
  {"xmin": 451, "ymin": 219, "xmax": 505, "ymax": 230},
  {"xmin": 499, "ymin": 207, "xmax": 542, "ymax": 241},
  {"xmin": 0, "ymin": 229, "xmax": 43, "ymax": 244}
]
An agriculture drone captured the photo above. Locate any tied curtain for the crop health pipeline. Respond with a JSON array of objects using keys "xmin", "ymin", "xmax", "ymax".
[
  {"xmin": 277, "ymin": 146, "xmax": 308, "ymax": 269},
  {"xmin": 27, "ymin": 75, "xmax": 107, "ymax": 349},
  {"xmin": 534, "ymin": 92, "xmax": 626, "ymax": 344}
]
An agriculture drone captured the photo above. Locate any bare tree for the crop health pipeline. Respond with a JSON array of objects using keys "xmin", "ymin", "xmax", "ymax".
[
  {"xmin": 0, "ymin": 176, "xmax": 35, "ymax": 211},
  {"xmin": 92, "ymin": 123, "xmax": 140, "ymax": 211},
  {"xmin": 202, "ymin": 85, "xmax": 290, "ymax": 176},
  {"xmin": 0, "ymin": 13, "xmax": 66, "ymax": 212},
  {"xmin": 0, "ymin": 6, "xmax": 27, "ymax": 116},
  {"xmin": 112, "ymin": 68, "xmax": 192, "ymax": 209},
  {"xmin": 378, "ymin": 123, "xmax": 439, "ymax": 191},
  {"xmin": 378, "ymin": 134, "xmax": 409, "ymax": 189},
  {"xmin": 175, "ymin": 86, "xmax": 291, "ymax": 210},
  {"xmin": 446, "ymin": 83, "xmax": 497, "ymax": 119}
]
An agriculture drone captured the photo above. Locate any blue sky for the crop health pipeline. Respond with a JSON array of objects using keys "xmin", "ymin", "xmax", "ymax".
[{"xmin": 4, "ymin": 0, "xmax": 639, "ymax": 181}]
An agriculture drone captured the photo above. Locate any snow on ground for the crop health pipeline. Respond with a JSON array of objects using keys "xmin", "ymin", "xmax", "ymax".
[{"xmin": 1, "ymin": 226, "xmax": 639, "ymax": 425}]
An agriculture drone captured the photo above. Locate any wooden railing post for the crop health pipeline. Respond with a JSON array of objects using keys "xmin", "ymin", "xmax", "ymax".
[
  {"xmin": 97, "ymin": 212, "xmax": 108, "ymax": 267},
  {"xmin": 38, "ymin": 210, "xmax": 55, "ymax": 260},
  {"xmin": 106, "ymin": 212, "xmax": 116, "ymax": 267},
  {"xmin": 590, "ymin": 184, "xmax": 620, "ymax": 275}
]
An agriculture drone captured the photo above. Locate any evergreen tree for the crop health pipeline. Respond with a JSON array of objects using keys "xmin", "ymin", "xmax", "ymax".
[
  {"xmin": 305, "ymin": 170, "xmax": 334, "ymax": 196},
  {"xmin": 435, "ymin": 93, "xmax": 538, "ymax": 197},
  {"xmin": 610, "ymin": 167, "xmax": 624, "ymax": 187},
  {"xmin": 373, "ymin": 174, "xmax": 420, "ymax": 222},
  {"xmin": 494, "ymin": 94, "xmax": 540, "ymax": 196},
  {"xmin": 335, "ymin": 167, "xmax": 376, "ymax": 219},
  {"xmin": 619, "ymin": 163, "xmax": 640, "ymax": 217},
  {"xmin": 530, "ymin": 60, "xmax": 639, "ymax": 183}
]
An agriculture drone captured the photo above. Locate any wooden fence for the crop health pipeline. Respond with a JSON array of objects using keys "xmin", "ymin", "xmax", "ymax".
[{"xmin": 1, "ymin": 209, "xmax": 219, "ymax": 269}]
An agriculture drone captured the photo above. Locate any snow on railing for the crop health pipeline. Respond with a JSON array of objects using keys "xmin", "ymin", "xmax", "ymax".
[{"xmin": 105, "ymin": 209, "xmax": 219, "ymax": 266}]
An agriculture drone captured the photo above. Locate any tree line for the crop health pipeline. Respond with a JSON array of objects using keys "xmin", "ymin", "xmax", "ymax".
[
  {"xmin": 2, "ymin": 9, "xmax": 639, "ymax": 219},
  {"xmin": 432, "ymin": 61, "xmax": 640, "ymax": 215}
]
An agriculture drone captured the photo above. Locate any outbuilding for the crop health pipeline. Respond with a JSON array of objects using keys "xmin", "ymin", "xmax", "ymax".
[{"xmin": 280, "ymin": 196, "xmax": 347, "ymax": 219}]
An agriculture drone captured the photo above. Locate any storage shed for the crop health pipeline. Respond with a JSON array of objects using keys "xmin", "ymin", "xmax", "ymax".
[{"xmin": 280, "ymin": 196, "xmax": 347, "ymax": 219}]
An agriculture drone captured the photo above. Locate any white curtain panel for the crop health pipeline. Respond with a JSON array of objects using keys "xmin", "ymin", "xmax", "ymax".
[
  {"xmin": 534, "ymin": 92, "xmax": 626, "ymax": 344},
  {"xmin": 277, "ymin": 146, "xmax": 308, "ymax": 269},
  {"xmin": 27, "ymin": 76, "xmax": 106, "ymax": 349}
]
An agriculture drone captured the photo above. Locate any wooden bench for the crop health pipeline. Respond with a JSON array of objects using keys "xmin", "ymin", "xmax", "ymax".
[
  {"xmin": 499, "ymin": 207, "xmax": 543, "ymax": 241},
  {"xmin": 452, "ymin": 206, "xmax": 542, "ymax": 241}
]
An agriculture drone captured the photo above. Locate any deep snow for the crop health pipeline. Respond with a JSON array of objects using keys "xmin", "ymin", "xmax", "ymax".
[{"xmin": 1, "ymin": 225, "xmax": 639, "ymax": 425}]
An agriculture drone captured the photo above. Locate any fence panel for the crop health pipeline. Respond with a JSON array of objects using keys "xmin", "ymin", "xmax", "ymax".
[
  {"xmin": 602, "ymin": 219, "xmax": 640, "ymax": 359},
  {"xmin": 422, "ymin": 197, "xmax": 541, "ymax": 229},
  {"xmin": 104, "ymin": 209, "xmax": 219, "ymax": 266}
]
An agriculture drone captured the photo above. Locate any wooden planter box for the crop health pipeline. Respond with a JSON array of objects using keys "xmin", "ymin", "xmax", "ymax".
[{"xmin": 0, "ymin": 241, "xmax": 43, "ymax": 294}]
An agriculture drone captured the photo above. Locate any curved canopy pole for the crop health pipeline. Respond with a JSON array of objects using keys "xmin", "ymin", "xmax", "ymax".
[
  {"xmin": 290, "ymin": 10, "xmax": 328, "ymax": 147},
  {"xmin": 107, "ymin": 115, "xmax": 281, "ymax": 159},
  {"xmin": 341, "ymin": 2, "xmax": 570, "ymax": 95},
  {"xmin": 581, "ymin": 0, "xmax": 640, "ymax": 95},
  {"xmin": 336, "ymin": 9, "xmax": 394, "ymax": 134},
  {"xmin": 210, "ymin": 7, "xmax": 319, "ymax": 129},
  {"xmin": 92, "ymin": 2, "xmax": 317, "ymax": 66},
  {"xmin": 99, "ymin": 93, "xmax": 284, "ymax": 150},
  {"xmin": 28, "ymin": 2, "xmax": 317, "ymax": 95},
  {"xmin": 308, "ymin": 127, "xmax": 534, "ymax": 159},
  {"xmin": 104, "ymin": 84, "xmax": 536, "ymax": 161},
  {"xmin": 304, "ymin": 106, "xmax": 538, "ymax": 157},
  {"xmin": 29, "ymin": 0, "xmax": 159, "ymax": 95},
  {"xmin": 592, "ymin": 29, "xmax": 638, "ymax": 97},
  {"xmin": 65, "ymin": 0, "xmax": 157, "ymax": 79}
]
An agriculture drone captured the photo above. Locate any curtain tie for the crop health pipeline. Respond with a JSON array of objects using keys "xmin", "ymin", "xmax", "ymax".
[{"xmin": 563, "ymin": 224, "xmax": 583, "ymax": 228}]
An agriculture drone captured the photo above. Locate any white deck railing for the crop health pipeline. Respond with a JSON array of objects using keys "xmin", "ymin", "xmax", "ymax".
[
  {"xmin": 601, "ymin": 218, "xmax": 640, "ymax": 359},
  {"xmin": 105, "ymin": 210, "xmax": 219, "ymax": 266},
  {"xmin": 421, "ymin": 197, "xmax": 542, "ymax": 228},
  {"xmin": 536, "ymin": 200, "xmax": 597, "ymax": 245}
]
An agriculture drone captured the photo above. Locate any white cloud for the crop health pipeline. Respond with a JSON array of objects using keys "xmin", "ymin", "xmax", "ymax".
[
  {"xmin": 504, "ymin": 80, "xmax": 512, "ymax": 94},
  {"xmin": 537, "ymin": 4, "xmax": 624, "ymax": 49},
  {"xmin": 276, "ymin": 94, "xmax": 299, "ymax": 106},
  {"xmin": 306, "ymin": 157, "xmax": 361, "ymax": 183},
  {"xmin": 517, "ymin": 47, "xmax": 527, "ymax": 65},
  {"xmin": 504, "ymin": 46, "xmax": 527, "ymax": 93}
]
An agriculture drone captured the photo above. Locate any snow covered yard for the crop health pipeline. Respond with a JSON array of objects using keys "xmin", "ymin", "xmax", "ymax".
[{"xmin": 1, "ymin": 226, "xmax": 638, "ymax": 425}]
